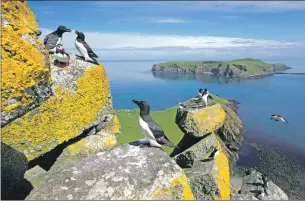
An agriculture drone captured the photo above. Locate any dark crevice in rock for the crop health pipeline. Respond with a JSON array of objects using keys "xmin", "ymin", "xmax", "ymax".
[
  {"xmin": 28, "ymin": 125, "xmax": 97, "ymax": 171},
  {"xmin": 1, "ymin": 178, "xmax": 33, "ymax": 200},
  {"xmin": 170, "ymin": 133, "xmax": 211, "ymax": 158}
]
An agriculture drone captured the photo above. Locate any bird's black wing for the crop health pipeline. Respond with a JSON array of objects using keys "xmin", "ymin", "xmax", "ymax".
[
  {"xmin": 43, "ymin": 33, "xmax": 50, "ymax": 46},
  {"xmin": 147, "ymin": 119, "xmax": 165, "ymax": 139},
  {"xmin": 82, "ymin": 41, "xmax": 98, "ymax": 58}
]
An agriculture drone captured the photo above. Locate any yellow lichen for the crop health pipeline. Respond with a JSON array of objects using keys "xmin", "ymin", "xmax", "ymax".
[
  {"xmin": 191, "ymin": 104, "xmax": 226, "ymax": 134},
  {"xmin": 215, "ymin": 140, "xmax": 230, "ymax": 200},
  {"xmin": 151, "ymin": 174, "xmax": 194, "ymax": 200},
  {"xmin": 112, "ymin": 115, "xmax": 120, "ymax": 134},
  {"xmin": 104, "ymin": 136, "xmax": 116, "ymax": 150},
  {"xmin": 1, "ymin": 65, "xmax": 110, "ymax": 160},
  {"xmin": 1, "ymin": 0, "xmax": 50, "ymax": 114}
]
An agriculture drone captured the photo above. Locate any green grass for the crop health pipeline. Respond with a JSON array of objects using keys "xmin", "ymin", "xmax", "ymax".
[{"xmin": 115, "ymin": 106, "xmax": 184, "ymax": 154}]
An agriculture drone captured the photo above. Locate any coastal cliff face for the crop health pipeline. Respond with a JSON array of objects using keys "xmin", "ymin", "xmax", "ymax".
[
  {"xmin": 1, "ymin": 2, "xmax": 289, "ymax": 200},
  {"xmin": 151, "ymin": 59, "xmax": 291, "ymax": 78},
  {"xmin": 1, "ymin": 0, "xmax": 52, "ymax": 127}
]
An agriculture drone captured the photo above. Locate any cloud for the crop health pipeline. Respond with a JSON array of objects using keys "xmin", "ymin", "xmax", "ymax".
[
  {"xmin": 92, "ymin": 1, "xmax": 305, "ymax": 13},
  {"xmin": 39, "ymin": 28, "xmax": 305, "ymax": 61},
  {"xmin": 145, "ymin": 18, "xmax": 189, "ymax": 24},
  {"xmin": 221, "ymin": 15, "xmax": 240, "ymax": 20}
]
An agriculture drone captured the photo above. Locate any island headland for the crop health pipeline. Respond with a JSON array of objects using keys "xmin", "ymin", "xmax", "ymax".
[{"xmin": 151, "ymin": 59, "xmax": 291, "ymax": 78}]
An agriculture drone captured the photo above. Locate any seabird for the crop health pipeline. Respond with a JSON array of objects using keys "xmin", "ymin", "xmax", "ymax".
[
  {"xmin": 75, "ymin": 30, "xmax": 99, "ymax": 64},
  {"xmin": 132, "ymin": 99, "xmax": 177, "ymax": 148},
  {"xmin": 53, "ymin": 44, "xmax": 70, "ymax": 70},
  {"xmin": 270, "ymin": 114, "xmax": 288, "ymax": 123},
  {"xmin": 96, "ymin": 116, "xmax": 111, "ymax": 132},
  {"xmin": 198, "ymin": 88, "xmax": 209, "ymax": 107},
  {"xmin": 178, "ymin": 102, "xmax": 186, "ymax": 109},
  {"xmin": 43, "ymin": 25, "xmax": 71, "ymax": 53}
]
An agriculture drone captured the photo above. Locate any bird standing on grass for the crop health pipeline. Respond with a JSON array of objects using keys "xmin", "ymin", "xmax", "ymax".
[{"xmin": 132, "ymin": 99, "xmax": 177, "ymax": 149}]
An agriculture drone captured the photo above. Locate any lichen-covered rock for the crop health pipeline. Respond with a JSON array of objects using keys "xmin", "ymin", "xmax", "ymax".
[
  {"xmin": 176, "ymin": 103, "xmax": 226, "ymax": 138},
  {"xmin": 185, "ymin": 140, "xmax": 230, "ymax": 200},
  {"xmin": 26, "ymin": 144, "xmax": 194, "ymax": 200},
  {"xmin": 24, "ymin": 165, "xmax": 47, "ymax": 189},
  {"xmin": 172, "ymin": 133, "xmax": 217, "ymax": 168},
  {"xmin": 237, "ymin": 170, "xmax": 288, "ymax": 200},
  {"xmin": 1, "ymin": 142, "xmax": 28, "ymax": 198},
  {"xmin": 1, "ymin": 1, "xmax": 52, "ymax": 126},
  {"xmin": 54, "ymin": 132, "xmax": 117, "ymax": 165},
  {"xmin": 2, "ymin": 55, "xmax": 113, "ymax": 161}
]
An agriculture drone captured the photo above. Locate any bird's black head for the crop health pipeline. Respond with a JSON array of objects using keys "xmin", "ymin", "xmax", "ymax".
[
  {"xmin": 55, "ymin": 44, "xmax": 65, "ymax": 54},
  {"xmin": 132, "ymin": 99, "xmax": 150, "ymax": 115},
  {"xmin": 56, "ymin": 25, "xmax": 71, "ymax": 34},
  {"xmin": 75, "ymin": 30, "xmax": 85, "ymax": 40},
  {"xmin": 199, "ymin": 88, "xmax": 203, "ymax": 93},
  {"xmin": 204, "ymin": 88, "xmax": 208, "ymax": 92}
]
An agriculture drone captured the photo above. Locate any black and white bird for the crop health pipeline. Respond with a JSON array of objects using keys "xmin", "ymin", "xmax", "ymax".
[
  {"xmin": 53, "ymin": 44, "xmax": 70, "ymax": 69},
  {"xmin": 270, "ymin": 114, "xmax": 288, "ymax": 123},
  {"xmin": 96, "ymin": 116, "xmax": 111, "ymax": 132},
  {"xmin": 75, "ymin": 30, "xmax": 99, "ymax": 65},
  {"xmin": 199, "ymin": 88, "xmax": 209, "ymax": 107},
  {"xmin": 132, "ymin": 99, "xmax": 177, "ymax": 148},
  {"xmin": 178, "ymin": 102, "xmax": 186, "ymax": 109},
  {"xmin": 43, "ymin": 25, "xmax": 71, "ymax": 53}
]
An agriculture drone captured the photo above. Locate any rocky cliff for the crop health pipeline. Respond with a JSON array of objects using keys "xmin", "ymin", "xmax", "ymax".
[
  {"xmin": 151, "ymin": 58, "xmax": 291, "ymax": 78},
  {"xmin": 1, "ymin": 1, "xmax": 289, "ymax": 200}
]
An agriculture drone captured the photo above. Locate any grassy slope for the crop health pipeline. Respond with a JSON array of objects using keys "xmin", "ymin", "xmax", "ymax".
[
  {"xmin": 115, "ymin": 94, "xmax": 230, "ymax": 154},
  {"xmin": 153, "ymin": 58, "xmax": 287, "ymax": 76}
]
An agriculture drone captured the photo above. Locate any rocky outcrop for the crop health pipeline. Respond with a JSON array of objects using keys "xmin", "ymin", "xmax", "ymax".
[
  {"xmin": 176, "ymin": 103, "xmax": 226, "ymax": 138},
  {"xmin": 24, "ymin": 166, "xmax": 47, "ymax": 189},
  {"xmin": 232, "ymin": 169, "xmax": 288, "ymax": 200},
  {"xmin": 1, "ymin": 1, "xmax": 52, "ymax": 126},
  {"xmin": 171, "ymin": 99, "xmax": 231, "ymax": 200},
  {"xmin": 26, "ymin": 144, "xmax": 194, "ymax": 200},
  {"xmin": 1, "ymin": 53, "xmax": 114, "ymax": 161},
  {"xmin": 1, "ymin": 142, "xmax": 28, "ymax": 198},
  {"xmin": 151, "ymin": 59, "xmax": 291, "ymax": 78}
]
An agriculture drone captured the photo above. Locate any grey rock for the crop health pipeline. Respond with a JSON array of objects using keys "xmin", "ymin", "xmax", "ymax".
[
  {"xmin": 26, "ymin": 144, "xmax": 192, "ymax": 200},
  {"xmin": 231, "ymin": 193, "xmax": 258, "ymax": 200},
  {"xmin": 24, "ymin": 166, "xmax": 47, "ymax": 188},
  {"xmin": 1, "ymin": 142, "xmax": 28, "ymax": 198},
  {"xmin": 172, "ymin": 134, "xmax": 217, "ymax": 168}
]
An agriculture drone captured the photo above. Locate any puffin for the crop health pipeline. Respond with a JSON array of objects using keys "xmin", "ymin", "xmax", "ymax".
[
  {"xmin": 75, "ymin": 30, "xmax": 99, "ymax": 64},
  {"xmin": 199, "ymin": 88, "xmax": 209, "ymax": 107},
  {"xmin": 270, "ymin": 114, "xmax": 288, "ymax": 123},
  {"xmin": 43, "ymin": 25, "xmax": 71, "ymax": 53},
  {"xmin": 53, "ymin": 44, "xmax": 70, "ymax": 70},
  {"xmin": 132, "ymin": 99, "xmax": 177, "ymax": 149}
]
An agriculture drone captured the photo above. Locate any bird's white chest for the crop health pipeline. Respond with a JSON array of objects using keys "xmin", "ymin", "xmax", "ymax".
[
  {"xmin": 139, "ymin": 117, "xmax": 156, "ymax": 140},
  {"xmin": 56, "ymin": 37, "xmax": 62, "ymax": 45},
  {"xmin": 54, "ymin": 53, "xmax": 69, "ymax": 62},
  {"xmin": 75, "ymin": 40, "xmax": 88, "ymax": 57}
]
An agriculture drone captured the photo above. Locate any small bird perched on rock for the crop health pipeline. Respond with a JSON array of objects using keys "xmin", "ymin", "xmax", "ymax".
[
  {"xmin": 199, "ymin": 88, "xmax": 209, "ymax": 107},
  {"xmin": 270, "ymin": 114, "xmax": 288, "ymax": 123},
  {"xmin": 178, "ymin": 102, "xmax": 186, "ymax": 109},
  {"xmin": 75, "ymin": 30, "xmax": 99, "ymax": 65},
  {"xmin": 53, "ymin": 44, "xmax": 70, "ymax": 70},
  {"xmin": 44, "ymin": 25, "xmax": 71, "ymax": 53},
  {"xmin": 132, "ymin": 99, "xmax": 177, "ymax": 149}
]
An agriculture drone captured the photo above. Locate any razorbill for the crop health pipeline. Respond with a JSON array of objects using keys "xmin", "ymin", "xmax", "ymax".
[
  {"xmin": 75, "ymin": 30, "xmax": 99, "ymax": 65},
  {"xmin": 270, "ymin": 114, "xmax": 288, "ymax": 123},
  {"xmin": 43, "ymin": 25, "xmax": 71, "ymax": 53},
  {"xmin": 53, "ymin": 44, "xmax": 70, "ymax": 70},
  {"xmin": 178, "ymin": 102, "xmax": 186, "ymax": 109},
  {"xmin": 199, "ymin": 88, "xmax": 209, "ymax": 107},
  {"xmin": 132, "ymin": 99, "xmax": 177, "ymax": 148},
  {"xmin": 96, "ymin": 116, "xmax": 111, "ymax": 132}
]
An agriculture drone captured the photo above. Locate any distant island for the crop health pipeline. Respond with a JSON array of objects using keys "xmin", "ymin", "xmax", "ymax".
[{"xmin": 151, "ymin": 58, "xmax": 291, "ymax": 78}]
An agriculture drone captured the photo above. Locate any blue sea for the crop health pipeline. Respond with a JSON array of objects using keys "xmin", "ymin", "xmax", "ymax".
[{"xmin": 103, "ymin": 60, "xmax": 305, "ymax": 156}]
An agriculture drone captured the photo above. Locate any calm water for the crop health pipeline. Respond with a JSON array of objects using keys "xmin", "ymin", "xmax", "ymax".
[{"xmin": 103, "ymin": 60, "xmax": 305, "ymax": 153}]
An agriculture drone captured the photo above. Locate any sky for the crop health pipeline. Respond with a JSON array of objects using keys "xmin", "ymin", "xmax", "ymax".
[{"xmin": 29, "ymin": 1, "xmax": 305, "ymax": 61}]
